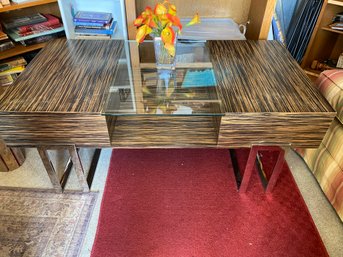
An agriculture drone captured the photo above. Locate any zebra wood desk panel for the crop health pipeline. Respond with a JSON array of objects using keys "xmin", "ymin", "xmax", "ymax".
[
  {"xmin": 0, "ymin": 39, "xmax": 123, "ymax": 147},
  {"xmin": 0, "ymin": 39, "xmax": 336, "ymax": 148}
]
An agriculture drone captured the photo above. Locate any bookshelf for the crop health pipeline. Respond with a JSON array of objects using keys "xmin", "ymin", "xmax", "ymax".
[
  {"xmin": 322, "ymin": 26, "xmax": 343, "ymax": 35},
  {"xmin": 58, "ymin": 0, "xmax": 127, "ymax": 39},
  {"xmin": 0, "ymin": 0, "xmax": 61, "ymax": 58},
  {"xmin": 0, "ymin": 0, "xmax": 57, "ymax": 12},
  {"xmin": 301, "ymin": 0, "xmax": 343, "ymax": 79},
  {"xmin": 0, "ymin": 42, "xmax": 47, "ymax": 61}
]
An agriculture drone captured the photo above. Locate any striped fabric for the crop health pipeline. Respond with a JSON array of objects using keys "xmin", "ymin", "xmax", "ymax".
[
  {"xmin": 317, "ymin": 70, "xmax": 343, "ymax": 123},
  {"xmin": 302, "ymin": 70, "xmax": 343, "ymax": 221}
]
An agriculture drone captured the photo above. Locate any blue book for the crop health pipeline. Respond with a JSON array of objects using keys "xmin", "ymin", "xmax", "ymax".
[
  {"xmin": 182, "ymin": 69, "xmax": 216, "ymax": 88},
  {"xmin": 73, "ymin": 11, "xmax": 112, "ymax": 24},
  {"xmin": 74, "ymin": 20, "xmax": 117, "ymax": 35},
  {"xmin": 74, "ymin": 21, "xmax": 108, "ymax": 27}
]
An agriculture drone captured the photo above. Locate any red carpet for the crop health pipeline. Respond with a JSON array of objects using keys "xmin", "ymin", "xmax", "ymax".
[{"xmin": 91, "ymin": 149, "xmax": 328, "ymax": 257}]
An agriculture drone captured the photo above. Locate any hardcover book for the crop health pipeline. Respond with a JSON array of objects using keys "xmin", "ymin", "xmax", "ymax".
[
  {"xmin": 0, "ymin": 56, "xmax": 27, "ymax": 72},
  {"xmin": 19, "ymin": 31, "xmax": 65, "ymax": 46},
  {"xmin": 14, "ymin": 23, "xmax": 63, "ymax": 37},
  {"xmin": 8, "ymin": 26, "xmax": 64, "ymax": 42},
  {"xmin": 73, "ymin": 21, "xmax": 109, "ymax": 27},
  {"xmin": 74, "ymin": 20, "xmax": 117, "ymax": 35},
  {"xmin": 74, "ymin": 34, "xmax": 111, "ymax": 40},
  {"xmin": 75, "ymin": 19, "xmax": 112, "ymax": 30},
  {"xmin": 329, "ymin": 22, "xmax": 343, "ymax": 30},
  {"xmin": 0, "ymin": 39, "xmax": 14, "ymax": 52},
  {"xmin": 2, "ymin": 13, "xmax": 47, "ymax": 30},
  {"xmin": 15, "ymin": 14, "xmax": 60, "ymax": 33},
  {"xmin": 73, "ymin": 11, "xmax": 112, "ymax": 24},
  {"xmin": 0, "ymin": 66, "xmax": 25, "ymax": 76},
  {"xmin": 0, "ymin": 74, "xmax": 15, "ymax": 87}
]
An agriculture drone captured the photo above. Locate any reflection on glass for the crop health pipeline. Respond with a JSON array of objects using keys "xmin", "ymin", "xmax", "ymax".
[
  {"xmin": 102, "ymin": 41, "xmax": 224, "ymax": 116},
  {"xmin": 142, "ymin": 68, "xmax": 219, "ymax": 115}
]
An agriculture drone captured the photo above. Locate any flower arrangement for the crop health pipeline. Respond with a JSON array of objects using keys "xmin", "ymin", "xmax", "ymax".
[{"xmin": 134, "ymin": 1, "xmax": 200, "ymax": 57}]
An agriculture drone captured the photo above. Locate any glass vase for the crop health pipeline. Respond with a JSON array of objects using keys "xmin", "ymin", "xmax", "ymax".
[{"xmin": 153, "ymin": 37, "xmax": 177, "ymax": 70}]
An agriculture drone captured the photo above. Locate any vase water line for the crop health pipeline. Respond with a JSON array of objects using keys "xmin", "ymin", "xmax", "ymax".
[{"xmin": 153, "ymin": 37, "xmax": 177, "ymax": 70}]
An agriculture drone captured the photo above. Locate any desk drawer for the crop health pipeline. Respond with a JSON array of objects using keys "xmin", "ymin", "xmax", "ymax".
[
  {"xmin": 0, "ymin": 113, "xmax": 110, "ymax": 147},
  {"xmin": 218, "ymin": 113, "xmax": 335, "ymax": 148}
]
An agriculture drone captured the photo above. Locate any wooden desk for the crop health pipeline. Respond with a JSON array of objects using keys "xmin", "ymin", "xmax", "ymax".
[
  {"xmin": 0, "ymin": 39, "xmax": 336, "ymax": 192},
  {"xmin": 0, "ymin": 40, "xmax": 121, "ymax": 147}
]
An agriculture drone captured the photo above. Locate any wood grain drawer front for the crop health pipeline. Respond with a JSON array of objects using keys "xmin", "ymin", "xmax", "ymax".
[
  {"xmin": 107, "ymin": 116, "xmax": 220, "ymax": 148},
  {"xmin": 0, "ymin": 113, "xmax": 110, "ymax": 147},
  {"xmin": 218, "ymin": 113, "xmax": 335, "ymax": 148}
]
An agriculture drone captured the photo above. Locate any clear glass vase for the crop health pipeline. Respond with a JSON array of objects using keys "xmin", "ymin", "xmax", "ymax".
[{"xmin": 153, "ymin": 37, "xmax": 177, "ymax": 70}]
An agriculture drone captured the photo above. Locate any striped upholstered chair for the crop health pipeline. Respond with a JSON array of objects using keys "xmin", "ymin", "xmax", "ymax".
[{"xmin": 301, "ymin": 70, "xmax": 343, "ymax": 221}]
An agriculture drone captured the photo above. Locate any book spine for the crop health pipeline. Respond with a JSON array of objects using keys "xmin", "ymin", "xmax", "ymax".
[
  {"xmin": 18, "ymin": 15, "xmax": 60, "ymax": 33},
  {"xmin": 74, "ymin": 21, "xmax": 116, "ymax": 35},
  {"xmin": 0, "ymin": 41, "xmax": 14, "ymax": 52},
  {"xmin": 74, "ymin": 28, "xmax": 112, "ymax": 35},
  {"xmin": 0, "ymin": 59, "xmax": 27, "ymax": 72},
  {"xmin": 73, "ymin": 18, "xmax": 108, "ymax": 24},
  {"xmin": 73, "ymin": 21, "xmax": 106, "ymax": 27},
  {"xmin": 11, "ymin": 27, "xmax": 65, "ymax": 42},
  {"xmin": 19, "ymin": 23, "xmax": 62, "ymax": 37},
  {"xmin": 3, "ymin": 14, "xmax": 47, "ymax": 30},
  {"xmin": 75, "ymin": 25, "xmax": 109, "ymax": 30}
]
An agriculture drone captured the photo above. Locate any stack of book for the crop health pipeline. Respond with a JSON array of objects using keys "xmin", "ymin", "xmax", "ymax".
[
  {"xmin": 0, "ymin": 56, "xmax": 26, "ymax": 87},
  {"xmin": 2, "ymin": 13, "xmax": 65, "ymax": 46},
  {"xmin": 0, "ymin": 26, "xmax": 14, "ymax": 52},
  {"xmin": 73, "ymin": 11, "xmax": 117, "ymax": 39},
  {"xmin": 330, "ymin": 12, "xmax": 343, "ymax": 31}
]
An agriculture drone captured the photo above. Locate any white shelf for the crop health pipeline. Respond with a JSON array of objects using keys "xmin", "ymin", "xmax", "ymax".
[{"xmin": 58, "ymin": 0, "xmax": 127, "ymax": 40}]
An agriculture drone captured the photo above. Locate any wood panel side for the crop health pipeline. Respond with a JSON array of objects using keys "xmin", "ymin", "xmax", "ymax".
[
  {"xmin": 218, "ymin": 113, "xmax": 335, "ymax": 148},
  {"xmin": 0, "ymin": 113, "xmax": 110, "ymax": 147},
  {"xmin": 125, "ymin": 0, "xmax": 137, "ymax": 40},
  {"xmin": 246, "ymin": 0, "xmax": 276, "ymax": 40}
]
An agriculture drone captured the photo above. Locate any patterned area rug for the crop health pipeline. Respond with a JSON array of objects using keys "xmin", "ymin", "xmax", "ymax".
[{"xmin": 0, "ymin": 189, "xmax": 97, "ymax": 257}]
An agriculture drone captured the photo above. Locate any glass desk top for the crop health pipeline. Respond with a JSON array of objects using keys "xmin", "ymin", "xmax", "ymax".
[{"xmin": 102, "ymin": 40, "xmax": 224, "ymax": 116}]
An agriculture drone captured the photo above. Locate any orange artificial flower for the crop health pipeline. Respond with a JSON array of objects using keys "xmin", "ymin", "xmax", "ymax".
[
  {"xmin": 164, "ymin": 42, "xmax": 176, "ymax": 57},
  {"xmin": 134, "ymin": 1, "xmax": 200, "ymax": 56},
  {"xmin": 136, "ymin": 24, "xmax": 152, "ymax": 43},
  {"xmin": 161, "ymin": 27, "xmax": 176, "ymax": 56},
  {"xmin": 166, "ymin": 13, "xmax": 182, "ymax": 31},
  {"xmin": 186, "ymin": 13, "xmax": 200, "ymax": 26},
  {"xmin": 159, "ymin": 14, "xmax": 172, "ymax": 28},
  {"xmin": 133, "ymin": 15, "xmax": 143, "ymax": 27},
  {"xmin": 168, "ymin": 4, "xmax": 177, "ymax": 16},
  {"xmin": 154, "ymin": 3, "xmax": 167, "ymax": 15},
  {"xmin": 142, "ymin": 6, "xmax": 153, "ymax": 17},
  {"xmin": 161, "ymin": 26, "xmax": 175, "ymax": 44}
]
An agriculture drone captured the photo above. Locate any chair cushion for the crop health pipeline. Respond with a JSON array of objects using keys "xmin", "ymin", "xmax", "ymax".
[
  {"xmin": 320, "ymin": 118, "xmax": 343, "ymax": 170},
  {"xmin": 303, "ymin": 143, "xmax": 343, "ymax": 221},
  {"xmin": 316, "ymin": 70, "xmax": 343, "ymax": 124}
]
